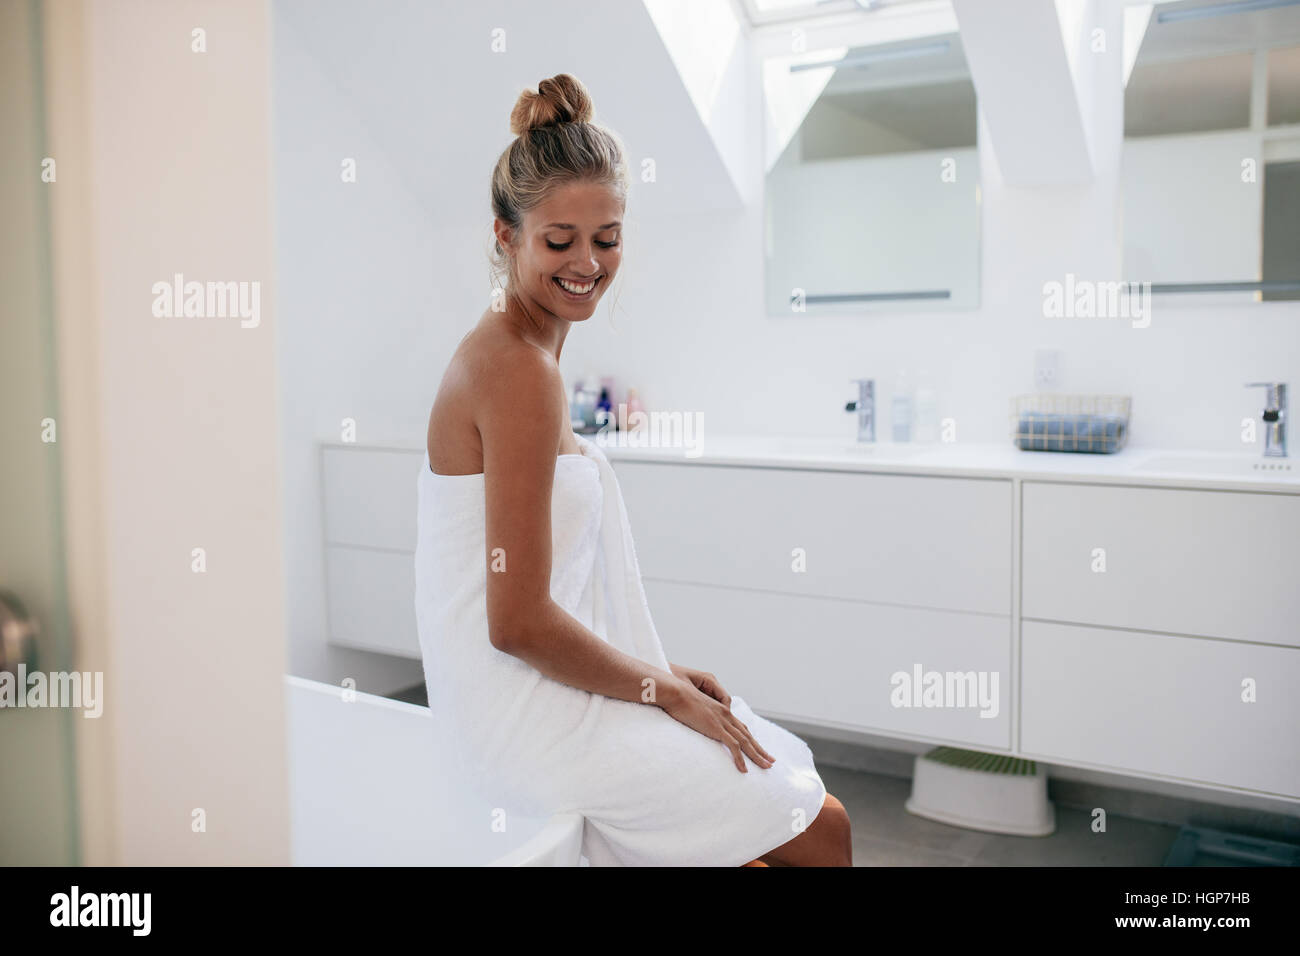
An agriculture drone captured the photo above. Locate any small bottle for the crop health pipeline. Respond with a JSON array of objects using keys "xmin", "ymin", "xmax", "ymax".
[
  {"xmin": 570, "ymin": 380, "xmax": 586, "ymax": 430},
  {"xmin": 891, "ymin": 369, "xmax": 913, "ymax": 442},
  {"xmin": 914, "ymin": 369, "xmax": 938, "ymax": 443},
  {"xmin": 596, "ymin": 385, "xmax": 613, "ymax": 430},
  {"xmin": 572, "ymin": 374, "xmax": 592, "ymax": 434},
  {"xmin": 596, "ymin": 376, "xmax": 615, "ymax": 430},
  {"xmin": 625, "ymin": 386, "xmax": 645, "ymax": 431},
  {"xmin": 570, "ymin": 376, "xmax": 591, "ymax": 433}
]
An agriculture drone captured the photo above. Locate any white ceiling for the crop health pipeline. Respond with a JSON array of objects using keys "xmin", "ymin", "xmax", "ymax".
[{"xmin": 273, "ymin": 0, "xmax": 747, "ymax": 224}]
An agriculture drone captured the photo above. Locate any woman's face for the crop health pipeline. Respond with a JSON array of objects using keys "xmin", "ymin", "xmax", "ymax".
[{"xmin": 499, "ymin": 180, "xmax": 623, "ymax": 321}]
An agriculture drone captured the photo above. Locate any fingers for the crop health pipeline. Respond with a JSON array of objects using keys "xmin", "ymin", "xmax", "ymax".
[
  {"xmin": 723, "ymin": 712, "xmax": 775, "ymax": 770},
  {"xmin": 700, "ymin": 675, "xmax": 730, "ymax": 708},
  {"xmin": 719, "ymin": 728, "xmax": 747, "ymax": 773},
  {"xmin": 732, "ymin": 712, "xmax": 776, "ymax": 765},
  {"xmin": 688, "ymin": 690, "xmax": 778, "ymax": 773},
  {"xmin": 724, "ymin": 702, "xmax": 775, "ymax": 764},
  {"xmin": 703, "ymin": 673, "xmax": 730, "ymax": 706},
  {"xmin": 736, "ymin": 729, "xmax": 774, "ymax": 770}
]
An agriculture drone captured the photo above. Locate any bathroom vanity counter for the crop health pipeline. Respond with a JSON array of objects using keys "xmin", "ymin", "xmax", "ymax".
[
  {"xmin": 590, "ymin": 431, "xmax": 1300, "ymax": 804},
  {"xmin": 317, "ymin": 430, "xmax": 1299, "ymax": 803},
  {"xmin": 591, "ymin": 432, "xmax": 1300, "ymax": 494}
]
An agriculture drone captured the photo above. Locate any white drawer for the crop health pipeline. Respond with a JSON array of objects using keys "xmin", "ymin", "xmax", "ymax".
[
  {"xmin": 324, "ymin": 545, "xmax": 420, "ymax": 659},
  {"xmin": 1021, "ymin": 620, "xmax": 1300, "ymax": 798},
  {"xmin": 321, "ymin": 446, "xmax": 422, "ymax": 551},
  {"xmin": 617, "ymin": 462, "xmax": 1011, "ymax": 615},
  {"xmin": 1022, "ymin": 482, "xmax": 1300, "ymax": 646},
  {"xmin": 644, "ymin": 579, "xmax": 1011, "ymax": 750}
]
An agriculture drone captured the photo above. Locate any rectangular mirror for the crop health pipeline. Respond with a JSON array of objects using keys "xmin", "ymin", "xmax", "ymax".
[
  {"xmin": 762, "ymin": 19, "xmax": 981, "ymax": 315},
  {"xmin": 1122, "ymin": 0, "xmax": 1300, "ymax": 301}
]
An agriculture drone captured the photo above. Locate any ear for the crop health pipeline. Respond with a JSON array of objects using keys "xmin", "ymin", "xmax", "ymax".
[{"xmin": 492, "ymin": 218, "xmax": 514, "ymax": 255}]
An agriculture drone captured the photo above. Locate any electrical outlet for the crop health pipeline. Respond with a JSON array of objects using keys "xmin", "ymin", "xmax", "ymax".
[{"xmin": 1034, "ymin": 349, "xmax": 1062, "ymax": 390}]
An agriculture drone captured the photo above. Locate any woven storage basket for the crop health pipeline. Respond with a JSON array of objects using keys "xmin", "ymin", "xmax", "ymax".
[{"xmin": 1010, "ymin": 393, "xmax": 1131, "ymax": 453}]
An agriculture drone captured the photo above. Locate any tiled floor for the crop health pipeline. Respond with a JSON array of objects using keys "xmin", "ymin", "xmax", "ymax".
[{"xmin": 817, "ymin": 765, "xmax": 1181, "ymax": 866}]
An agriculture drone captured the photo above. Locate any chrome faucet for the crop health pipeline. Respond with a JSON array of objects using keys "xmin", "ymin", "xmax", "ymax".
[
  {"xmin": 1245, "ymin": 382, "xmax": 1287, "ymax": 457},
  {"xmin": 846, "ymin": 378, "xmax": 875, "ymax": 442}
]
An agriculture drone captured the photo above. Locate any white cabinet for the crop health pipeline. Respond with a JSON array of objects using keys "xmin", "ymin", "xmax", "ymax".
[
  {"xmin": 616, "ymin": 462, "xmax": 1012, "ymax": 615},
  {"xmin": 646, "ymin": 580, "xmax": 1011, "ymax": 750},
  {"xmin": 613, "ymin": 460, "xmax": 1014, "ymax": 751},
  {"xmin": 320, "ymin": 445, "xmax": 422, "ymax": 658},
  {"xmin": 322, "ymin": 446, "xmax": 421, "ymax": 551},
  {"xmin": 325, "ymin": 546, "xmax": 419, "ymax": 658},
  {"xmin": 616, "ymin": 461, "xmax": 1298, "ymax": 801},
  {"xmin": 1021, "ymin": 620, "xmax": 1300, "ymax": 798},
  {"xmin": 1022, "ymin": 482, "xmax": 1300, "ymax": 647}
]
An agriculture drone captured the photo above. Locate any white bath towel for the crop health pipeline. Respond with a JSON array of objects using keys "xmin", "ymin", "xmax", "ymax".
[{"xmin": 414, "ymin": 432, "xmax": 827, "ymax": 866}]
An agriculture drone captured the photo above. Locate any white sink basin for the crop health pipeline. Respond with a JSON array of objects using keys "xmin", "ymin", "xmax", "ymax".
[
  {"xmin": 764, "ymin": 437, "xmax": 930, "ymax": 458},
  {"xmin": 839, "ymin": 442, "xmax": 930, "ymax": 457},
  {"xmin": 1133, "ymin": 454, "xmax": 1295, "ymax": 477}
]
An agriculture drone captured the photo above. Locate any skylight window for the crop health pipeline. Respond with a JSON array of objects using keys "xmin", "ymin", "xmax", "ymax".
[
  {"xmin": 643, "ymin": 0, "xmax": 742, "ymax": 125},
  {"xmin": 740, "ymin": 0, "xmax": 865, "ymax": 25}
]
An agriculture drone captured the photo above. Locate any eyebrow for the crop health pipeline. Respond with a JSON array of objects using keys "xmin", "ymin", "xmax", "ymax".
[{"xmin": 543, "ymin": 222, "xmax": 621, "ymax": 229}]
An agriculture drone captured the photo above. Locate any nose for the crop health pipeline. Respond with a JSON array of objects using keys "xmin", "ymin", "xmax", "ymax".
[{"xmin": 572, "ymin": 250, "xmax": 600, "ymax": 277}]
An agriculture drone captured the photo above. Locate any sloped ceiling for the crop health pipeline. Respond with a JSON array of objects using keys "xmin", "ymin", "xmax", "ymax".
[
  {"xmin": 273, "ymin": 0, "xmax": 745, "ymax": 226},
  {"xmin": 951, "ymin": 0, "xmax": 1094, "ymax": 184}
]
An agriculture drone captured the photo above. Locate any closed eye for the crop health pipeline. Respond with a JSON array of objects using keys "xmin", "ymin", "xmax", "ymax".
[{"xmin": 547, "ymin": 239, "xmax": 619, "ymax": 251}]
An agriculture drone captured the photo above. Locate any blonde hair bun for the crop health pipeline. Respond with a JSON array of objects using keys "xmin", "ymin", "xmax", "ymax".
[{"xmin": 509, "ymin": 74, "xmax": 594, "ymax": 135}]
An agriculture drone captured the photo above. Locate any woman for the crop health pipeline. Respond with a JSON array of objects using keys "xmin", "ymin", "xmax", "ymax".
[{"xmin": 416, "ymin": 74, "xmax": 851, "ymax": 866}]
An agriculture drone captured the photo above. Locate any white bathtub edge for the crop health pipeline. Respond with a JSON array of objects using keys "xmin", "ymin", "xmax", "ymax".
[{"xmin": 487, "ymin": 812, "xmax": 585, "ymax": 867}]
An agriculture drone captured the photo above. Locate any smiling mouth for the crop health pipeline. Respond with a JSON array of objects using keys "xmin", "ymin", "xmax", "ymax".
[{"xmin": 553, "ymin": 275, "xmax": 602, "ymax": 298}]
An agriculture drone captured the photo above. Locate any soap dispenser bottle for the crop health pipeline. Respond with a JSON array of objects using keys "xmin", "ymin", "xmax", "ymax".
[
  {"xmin": 596, "ymin": 377, "xmax": 614, "ymax": 430},
  {"xmin": 891, "ymin": 369, "xmax": 913, "ymax": 442}
]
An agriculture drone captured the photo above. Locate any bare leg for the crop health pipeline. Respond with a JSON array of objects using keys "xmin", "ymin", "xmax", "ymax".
[{"xmin": 754, "ymin": 791, "xmax": 852, "ymax": 867}]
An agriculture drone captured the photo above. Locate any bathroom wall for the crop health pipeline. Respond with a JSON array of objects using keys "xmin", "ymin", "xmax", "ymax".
[
  {"xmin": 271, "ymin": 0, "xmax": 737, "ymax": 691},
  {"xmin": 272, "ymin": 0, "xmax": 1300, "ymax": 695},
  {"xmin": 271, "ymin": 11, "xmax": 435, "ymax": 694},
  {"xmin": 562, "ymin": 33, "xmax": 1300, "ymax": 451}
]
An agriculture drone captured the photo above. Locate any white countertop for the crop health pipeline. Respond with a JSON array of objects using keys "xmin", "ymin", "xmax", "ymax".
[
  {"xmin": 323, "ymin": 431, "xmax": 1300, "ymax": 494},
  {"xmin": 585, "ymin": 432, "xmax": 1300, "ymax": 494}
]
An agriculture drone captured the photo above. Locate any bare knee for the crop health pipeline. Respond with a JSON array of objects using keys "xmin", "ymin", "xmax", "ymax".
[
  {"xmin": 814, "ymin": 792, "xmax": 853, "ymax": 866},
  {"xmin": 761, "ymin": 791, "xmax": 853, "ymax": 867}
]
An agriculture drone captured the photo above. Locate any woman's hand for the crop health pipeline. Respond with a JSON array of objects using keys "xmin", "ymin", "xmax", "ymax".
[
  {"xmin": 669, "ymin": 663, "xmax": 731, "ymax": 708},
  {"xmin": 660, "ymin": 675, "xmax": 776, "ymax": 774}
]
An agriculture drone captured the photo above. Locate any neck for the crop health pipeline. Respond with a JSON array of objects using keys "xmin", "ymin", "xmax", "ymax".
[{"xmin": 502, "ymin": 287, "xmax": 570, "ymax": 360}]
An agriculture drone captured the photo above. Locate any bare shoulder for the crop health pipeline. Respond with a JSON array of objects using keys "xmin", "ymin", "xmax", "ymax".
[
  {"xmin": 428, "ymin": 319, "xmax": 560, "ymax": 475},
  {"xmin": 453, "ymin": 320, "xmax": 558, "ymax": 409},
  {"xmin": 473, "ymin": 328, "xmax": 566, "ymax": 467}
]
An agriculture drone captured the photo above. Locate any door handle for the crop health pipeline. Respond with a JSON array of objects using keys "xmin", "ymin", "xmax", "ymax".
[{"xmin": 0, "ymin": 589, "xmax": 40, "ymax": 676}]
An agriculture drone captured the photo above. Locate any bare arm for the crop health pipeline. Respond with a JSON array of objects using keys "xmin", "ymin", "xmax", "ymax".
[
  {"xmin": 477, "ymin": 347, "xmax": 774, "ymax": 772},
  {"xmin": 479, "ymin": 348, "xmax": 680, "ymax": 706}
]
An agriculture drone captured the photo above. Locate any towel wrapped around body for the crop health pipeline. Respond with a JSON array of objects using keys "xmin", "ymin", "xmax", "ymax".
[{"xmin": 414, "ymin": 432, "xmax": 827, "ymax": 866}]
